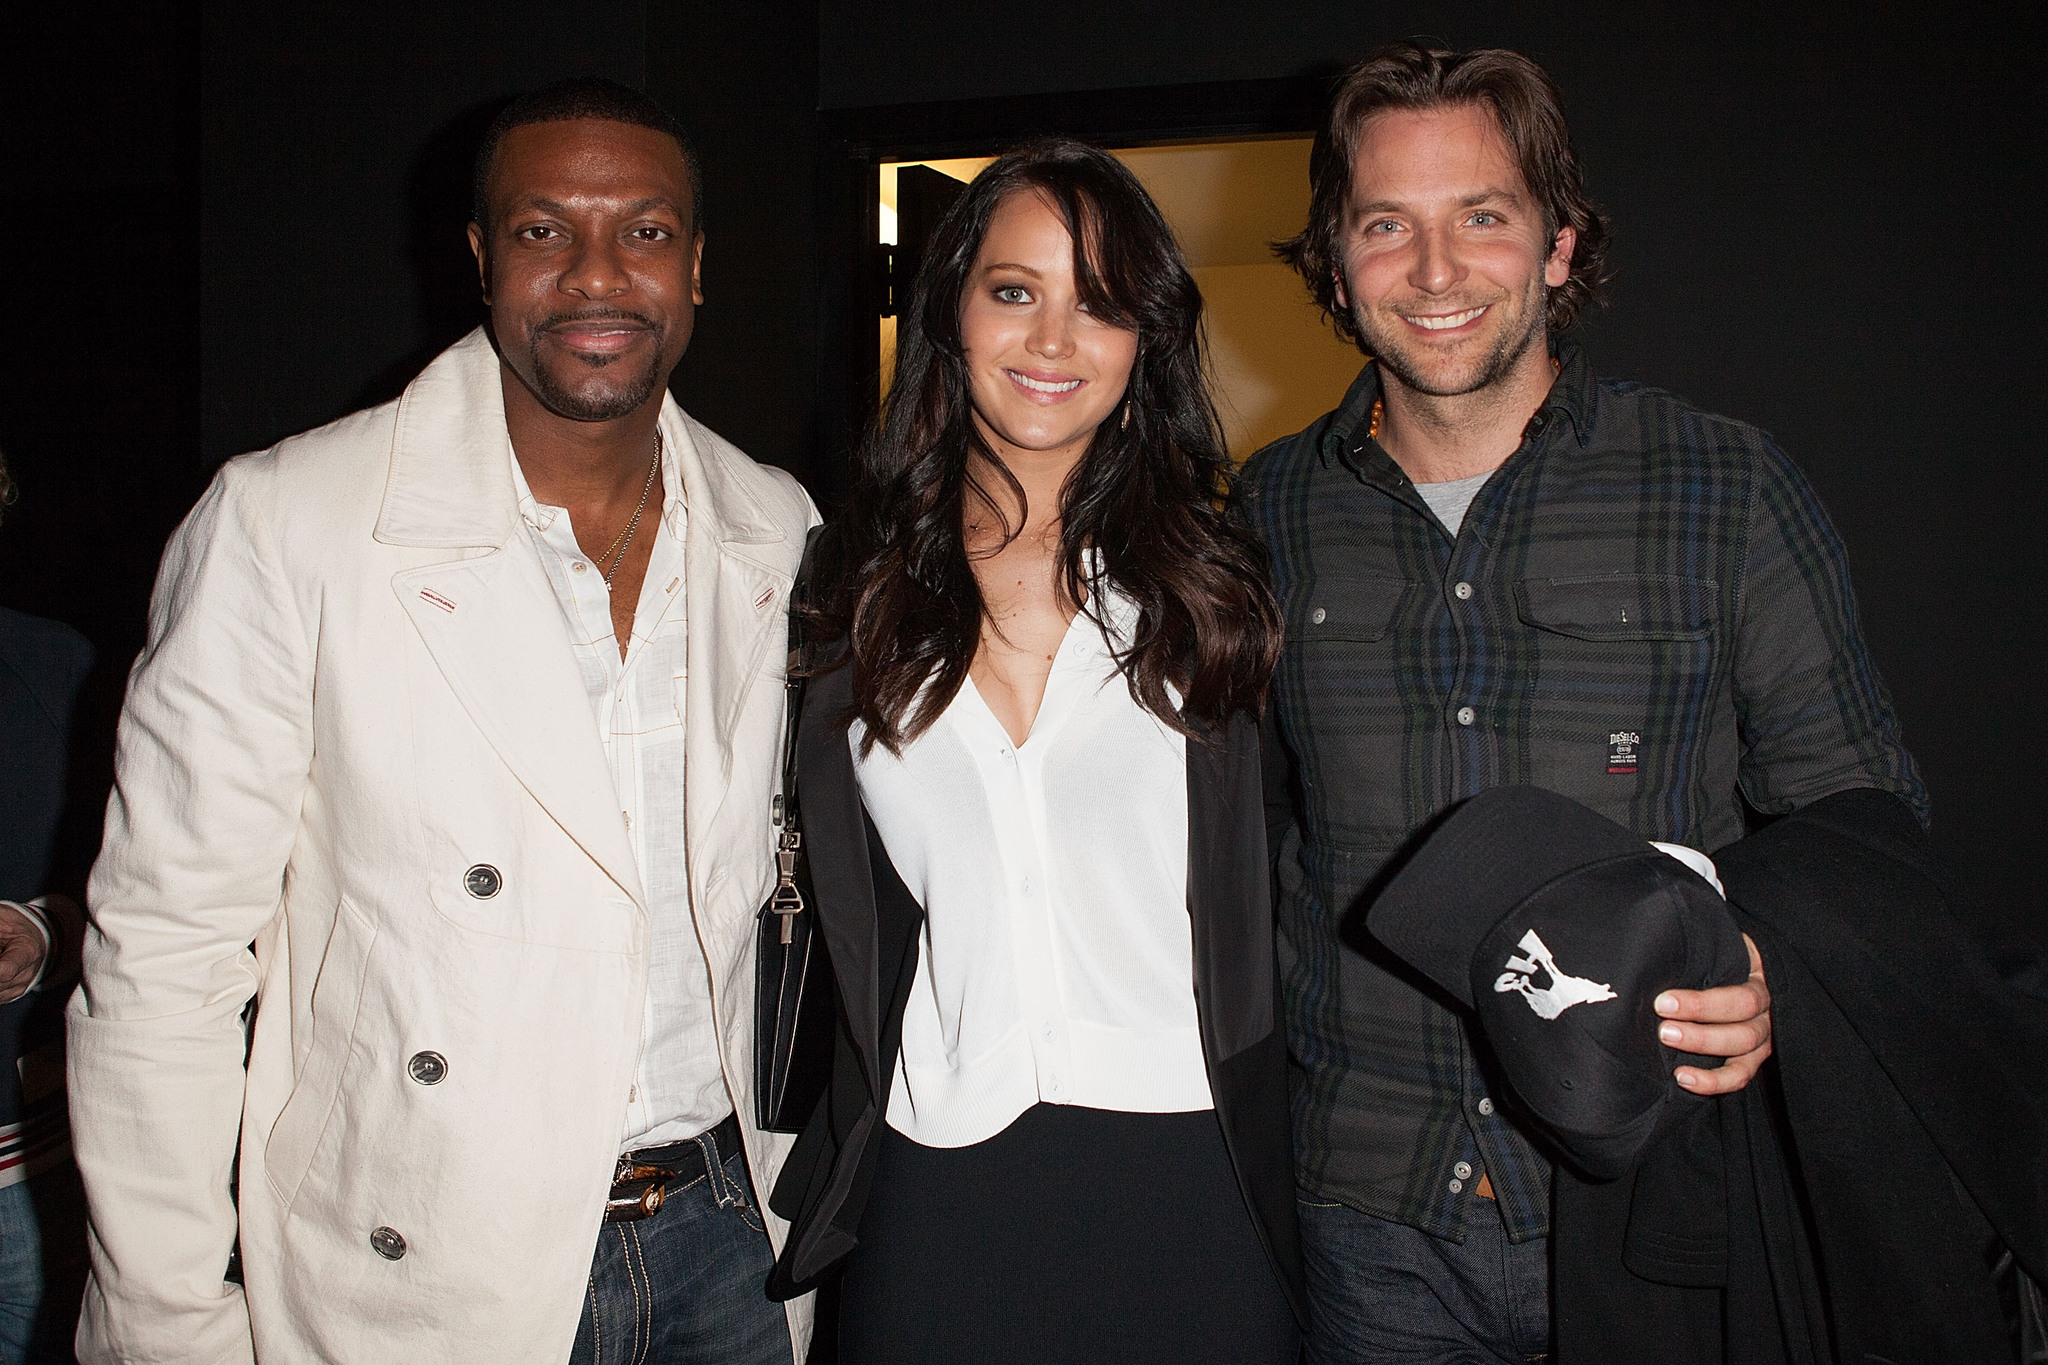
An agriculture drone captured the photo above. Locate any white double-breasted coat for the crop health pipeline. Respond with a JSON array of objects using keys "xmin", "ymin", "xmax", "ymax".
[{"xmin": 68, "ymin": 330, "xmax": 818, "ymax": 1362}]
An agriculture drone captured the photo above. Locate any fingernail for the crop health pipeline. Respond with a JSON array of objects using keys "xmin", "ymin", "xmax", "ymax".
[
  {"xmin": 1654, "ymin": 993, "xmax": 1677, "ymax": 1014},
  {"xmin": 1675, "ymin": 1069, "xmax": 1698, "ymax": 1089},
  {"xmin": 1659, "ymin": 1022, "xmax": 1682, "ymax": 1044}
]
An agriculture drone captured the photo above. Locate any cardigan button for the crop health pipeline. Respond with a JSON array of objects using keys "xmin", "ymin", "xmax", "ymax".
[
  {"xmin": 369, "ymin": 1226, "xmax": 407, "ymax": 1260},
  {"xmin": 407, "ymin": 1051, "xmax": 448, "ymax": 1085}
]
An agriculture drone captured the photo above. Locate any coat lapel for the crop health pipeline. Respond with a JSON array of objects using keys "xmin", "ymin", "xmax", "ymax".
[
  {"xmin": 674, "ymin": 409, "xmax": 795, "ymax": 869},
  {"xmin": 375, "ymin": 329, "xmax": 646, "ymax": 908},
  {"xmin": 395, "ymin": 552, "xmax": 646, "ymax": 906},
  {"xmin": 797, "ymin": 659, "xmax": 883, "ymax": 1091},
  {"xmin": 1186, "ymin": 713, "xmax": 1275, "ymax": 1063}
]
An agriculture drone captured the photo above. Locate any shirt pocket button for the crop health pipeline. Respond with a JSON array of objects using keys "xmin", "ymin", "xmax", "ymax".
[{"xmin": 463, "ymin": 864, "xmax": 502, "ymax": 899}]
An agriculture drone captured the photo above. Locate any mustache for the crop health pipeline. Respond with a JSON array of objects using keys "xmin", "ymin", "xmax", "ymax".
[{"xmin": 534, "ymin": 308, "xmax": 659, "ymax": 332}]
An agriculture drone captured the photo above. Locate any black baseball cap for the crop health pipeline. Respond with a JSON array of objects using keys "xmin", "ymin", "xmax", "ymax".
[{"xmin": 1370, "ymin": 786, "xmax": 1751, "ymax": 1179}]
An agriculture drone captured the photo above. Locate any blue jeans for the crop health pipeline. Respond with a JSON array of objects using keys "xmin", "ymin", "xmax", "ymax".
[
  {"xmin": 568, "ymin": 1131, "xmax": 789, "ymax": 1365},
  {"xmin": 1299, "ymin": 1193, "xmax": 1549, "ymax": 1364},
  {"xmin": 0, "ymin": 1179, "xmax": 41, "ymax": 1365}
]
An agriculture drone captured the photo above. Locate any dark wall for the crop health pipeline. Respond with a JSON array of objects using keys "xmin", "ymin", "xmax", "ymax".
[
  {"xmin": 201, "ymin": 0, "xmax": 824, "ymax": 487},
  {"xmin": 0, "ymin": 3, "xmax": 201, "ymax": 891},
  {"xmin": 54, "ymin": 3, "xmax": 2047, "ymax": 944},
  {"xmin": 647, "ymin": 1, "xmax": 821, "ymax": 485},
  {"xmin": 202, "ymin": 0, "xmax": 648, "ymax": 464},
  {"xmin": 820, "ymin": 0, "xmax": 2048, "ymax": 939}
]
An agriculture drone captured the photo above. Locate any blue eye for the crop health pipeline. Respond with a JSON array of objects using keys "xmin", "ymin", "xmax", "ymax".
[{"xmin": 1470, "ymin": 212, "xmax": 1498, "ymax": 226}]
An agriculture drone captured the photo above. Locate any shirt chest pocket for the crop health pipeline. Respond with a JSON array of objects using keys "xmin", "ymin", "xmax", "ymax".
[
  {"xmin": 1284, "ymin": 576, "xmax": 1415, "ymax": 645},
  {"xmin": 1514, "ymin": 575, "xmax": 1718, "ymax": 642}
]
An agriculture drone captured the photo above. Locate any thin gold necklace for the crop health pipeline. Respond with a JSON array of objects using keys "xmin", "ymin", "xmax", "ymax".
[{"xmin": 594, "ymin": 431, "xmax": 662, "ymax": 591}]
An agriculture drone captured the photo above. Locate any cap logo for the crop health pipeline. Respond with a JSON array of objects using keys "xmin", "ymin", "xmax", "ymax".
[{"xmin": 1493, "ymin": 929, "xmax": 1617, "ymax": 1020}]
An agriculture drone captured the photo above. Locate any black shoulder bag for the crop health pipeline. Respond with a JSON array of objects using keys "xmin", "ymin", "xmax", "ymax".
[{"xmin": 754, "ymin": 527, "xmax": 835, "ymax": 1133}]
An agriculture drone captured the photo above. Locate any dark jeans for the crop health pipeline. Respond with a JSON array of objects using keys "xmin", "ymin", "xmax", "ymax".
[
  {"xmin": 568, "ymin": 1129, "xmax": 789, "ymax": 1365},
  {"xmin": 1300, "ymin": 1193, "xmax": 1549, "ymax": 1365},
  {"xmin": 0, "ymin": 1178, "xmax": 40, "ymax": 1364}
]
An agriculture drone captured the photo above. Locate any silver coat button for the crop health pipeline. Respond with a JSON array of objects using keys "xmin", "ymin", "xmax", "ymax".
[
  {"xmin": 408, "ymin": 1051, "xmax": 448, "ymax": 1085},
  {"xmin": 1454, "ymin": 1161, "xmax": 1473, "ymax": 1180},
  {"xmin": 370, "ymin": 1226, "xmax": 407, "ymax": 1260},
  {"xmin": 1311, "ymin": 607, "xmax": 1327, "ymax": 624},
  {"xmin": 463, "ymin": 864, "xmax": 502, "ymax": 899},
  {"xmin": 1456, "ymin": 706, "xmax": 1476, "ymax": 726}
]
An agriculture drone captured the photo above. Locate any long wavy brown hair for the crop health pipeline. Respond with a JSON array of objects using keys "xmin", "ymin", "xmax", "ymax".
[{"xmin": 823, "ymin": 138, "xmax": 1281, "ymax": 755}]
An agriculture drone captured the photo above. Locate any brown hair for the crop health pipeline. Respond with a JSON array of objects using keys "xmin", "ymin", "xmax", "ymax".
[
  {"xmin": 825, "ymin": 138, "xmax": 1281, "ymax": 755},
  {"xmin": 1277, "ymin": 42, "xmax": 1612, "ymax": 344}
]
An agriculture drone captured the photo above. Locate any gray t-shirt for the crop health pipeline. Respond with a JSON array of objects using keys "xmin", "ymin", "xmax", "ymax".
[{"xmin": 1413, "ymin": 470, "xmax": 1492, "ymax": 536}]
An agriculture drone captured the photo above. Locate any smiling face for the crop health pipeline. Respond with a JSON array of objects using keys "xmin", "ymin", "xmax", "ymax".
[
  {"xmin": 1335, "ymin": 103, "xmax": 1574, "ymax": 399},
  {"xmin": 958, "ymin": 190, "xmax": 1139, "ymax": 471},
  {"xmin": 468, "ymin": 118, "xmax": 702, "ymax": 424}
]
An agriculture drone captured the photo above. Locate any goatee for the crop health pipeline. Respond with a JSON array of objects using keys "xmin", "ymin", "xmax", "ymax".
[
  {"xmin": 522, "ymin": 314, "xmax": 668, "ymax": 422},
  {"xmin": 1351, "ymin": 288, "xmax": 1548, "ymax": 400}
]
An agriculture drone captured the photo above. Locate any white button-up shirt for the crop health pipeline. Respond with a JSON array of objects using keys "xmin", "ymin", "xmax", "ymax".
[
  {"xmin": 853, "ymin": 587, "xmax": 1215, "ymax": 1148},
  {"xmin": 510, "ymin": 444, "xmax": 730, "ymax": 1153}
]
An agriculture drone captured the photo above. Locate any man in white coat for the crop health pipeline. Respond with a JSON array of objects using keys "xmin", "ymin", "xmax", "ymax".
[{"xmin": 68, "ymin": 79, "xmax": 818, "ymax": 1363}]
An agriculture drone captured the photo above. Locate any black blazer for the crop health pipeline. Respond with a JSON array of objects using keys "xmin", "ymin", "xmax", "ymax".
[
  {"xmin": 0, "ymin": 605, "xmax": 93, "ymax": 1130},
  {"xmin": 765, "ymin": 646, "xmax": 1306, "ymax": 1326},
  {"xmin": 0, "ymin": 604, "xmax": 93, "ymax": 902}
]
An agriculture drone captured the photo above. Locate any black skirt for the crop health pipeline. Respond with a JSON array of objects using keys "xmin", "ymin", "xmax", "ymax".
[{"xmin": 835, "ymin": 1103, "xmax": 1299, "ymax": 1364}]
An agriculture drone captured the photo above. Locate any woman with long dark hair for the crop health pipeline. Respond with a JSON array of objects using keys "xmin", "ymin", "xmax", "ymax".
[{"xmin": 765, "ymin": 138, "xmax": 1301, "ymax": 1362}]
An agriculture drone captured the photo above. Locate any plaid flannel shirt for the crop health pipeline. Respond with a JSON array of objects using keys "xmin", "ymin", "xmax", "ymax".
[{"xmin": 1241, "ymin": 343, "xmax": 1928, "ymax": 1243}]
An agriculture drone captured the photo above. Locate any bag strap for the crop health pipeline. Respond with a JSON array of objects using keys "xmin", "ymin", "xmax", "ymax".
[{"xmin": 767, "ymin": 526, "xmax": 827, "ymax": 942}]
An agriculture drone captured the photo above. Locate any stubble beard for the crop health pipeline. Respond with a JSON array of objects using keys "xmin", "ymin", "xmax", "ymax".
[
  {"xmin": 520, "ymin": 314, "xmax": 670, "ymax": 423},
  {"xmin": 1351, "ymin": 278, "xmax": 1550, "ymax": 401}
]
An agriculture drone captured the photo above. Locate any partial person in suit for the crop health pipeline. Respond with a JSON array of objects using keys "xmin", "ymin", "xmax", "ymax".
[
  {"xmin": 766, "ymin": 139, "xmax": 1306, "ymax": 1364},
  {"xmin": 68, "ymin": 80, "xmax": 818, "ymax": 1364},
  {"xmin": 0, "ymin": 446, "xmax": 92, "ymax": 1364}
]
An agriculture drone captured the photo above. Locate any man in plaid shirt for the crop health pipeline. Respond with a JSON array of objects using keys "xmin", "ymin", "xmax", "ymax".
[{"xmin": 1243, "ymin": 44, "xmax": 1927, "ymax": 1364}]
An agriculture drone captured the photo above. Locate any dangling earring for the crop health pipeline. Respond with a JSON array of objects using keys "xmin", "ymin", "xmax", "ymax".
[{"xmin": 1120, "ymin": 400, "xmax": 1131, "ymax": 431}]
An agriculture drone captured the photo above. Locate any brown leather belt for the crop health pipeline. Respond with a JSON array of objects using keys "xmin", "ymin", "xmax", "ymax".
[{"xmin": 604, "ymin": 1114, "xmax": 744, "ymax": 1222}]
